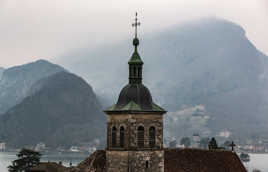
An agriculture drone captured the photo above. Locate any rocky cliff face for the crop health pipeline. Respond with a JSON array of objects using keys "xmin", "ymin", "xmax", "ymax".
[
  {"xmin": 0, "ymin": 72, "xmax": 105, "ymax": 148},
  {"xmin": 0, "ymin": 60, "xmax": 65, "ymax": 114}
]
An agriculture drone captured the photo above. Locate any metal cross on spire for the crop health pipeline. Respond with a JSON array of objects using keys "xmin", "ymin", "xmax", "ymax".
[
  {"xmin": 132, "ymin": 12, "xmax": 141, "ymax": 38},
  {"xmin": 229, "ymin": 141, "xmax": 236, "ymax": 152}
]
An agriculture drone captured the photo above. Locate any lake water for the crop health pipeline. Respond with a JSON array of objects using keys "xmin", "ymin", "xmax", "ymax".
[
  {"xmin": 0, "ymin": 152, "xmax": 267, "ymax": 172},
  {"xmin": 0, "ymin": 151, "xmax": 89, "ymax": 172},
  {"xmin": 245, "ymin": 154, "xmax": 268, "ymax": 172}
]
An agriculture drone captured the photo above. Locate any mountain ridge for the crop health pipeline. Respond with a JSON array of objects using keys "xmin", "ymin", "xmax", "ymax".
[
  {"xmin": 0, "ymin": 67, "xmax": 4, "ymax": 79},
  {"xmin": 0, "ymin": 71, "xmax": 105, "ymax": 148},
  {"xmin": 0, "ymin": 59, "xmax": 65, "ymax": 114},
  {"xmin": 1, "ymin": 17, "xmax": 267, "ymax": 147},
  {"xmin": 58, "ymin": 17, "xmax": 268, "ymax": 140}
]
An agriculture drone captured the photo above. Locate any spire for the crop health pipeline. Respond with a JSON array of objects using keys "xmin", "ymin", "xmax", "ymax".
[
  {"xmin": 133, "ymin": 12, "xmax": 140, "ymax": 38},
  {"xmin": 129, "ymin": 12, "xmax": 143, "ymax": 84},
  {"xmin": 132, "ymin": 12, "xmax": 140, "ymax": 51}
]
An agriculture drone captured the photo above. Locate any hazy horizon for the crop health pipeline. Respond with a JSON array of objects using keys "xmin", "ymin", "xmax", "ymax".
[{"xmin": 0, "ymin": 0, "xmax": 267, "ymax": 68}]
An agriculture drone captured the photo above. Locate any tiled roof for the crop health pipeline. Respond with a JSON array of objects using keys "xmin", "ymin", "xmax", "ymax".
[
  {"xmin": 164, "ymin": 148, "xmax": 246, "ymax": 172},
  {"xmin": 28, "ymin": 162, "xmax": 67, "ymax": 172},
  {"xmin": 75, "ymin": 150, "xmax": 106, "ymax": 172},
  {"xmin": 31, "ymin": 149, "xmax": 246, "ymax": 172}
]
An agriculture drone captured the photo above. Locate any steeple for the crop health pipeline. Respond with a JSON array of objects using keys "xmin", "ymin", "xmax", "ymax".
[
  {"xmin": 105, "ymin": 14, "xmax": 166, "ymax": 171},
  {"xmin": 128, "ymin": 12, "xmax": 144, "ymax": 84},
  {"xmin": 104, "ymin": 12, "xmax": 166, "ymax": 114}
]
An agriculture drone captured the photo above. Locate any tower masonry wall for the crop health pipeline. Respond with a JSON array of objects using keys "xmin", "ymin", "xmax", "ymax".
[
  {"xmin": 106, "ymin": 114, "xmax": 163, "ymax": 150},
  {"xmin": 106, "ymin": 150, "xmax": 164, "ymax": 172}
]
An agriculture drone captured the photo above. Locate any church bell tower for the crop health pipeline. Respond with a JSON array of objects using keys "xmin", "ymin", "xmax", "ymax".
[{"xmin": 104, "ymin": 13, "xmax": 166, "ymax": 172}]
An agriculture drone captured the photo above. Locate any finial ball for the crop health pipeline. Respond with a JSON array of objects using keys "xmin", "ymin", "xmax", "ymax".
[{"xmin": 133, "ymin": 38, "xmax": 139, "ymax": 46}]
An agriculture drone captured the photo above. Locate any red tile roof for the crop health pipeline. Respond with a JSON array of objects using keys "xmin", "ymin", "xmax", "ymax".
[
  {"xmin": 28, "ymin": 162, "xmax": 67, "ymax": 172},
  {"xmin": 76, "ymin": 150, "xmax": 106, "ymax": 172},
  {"xmin": 30, "ymin": 149, "xmax": 246, "ymax": 172},
  {"xmin": 164, "ymin": 148, "xmax": 246, "ymax": 172}
]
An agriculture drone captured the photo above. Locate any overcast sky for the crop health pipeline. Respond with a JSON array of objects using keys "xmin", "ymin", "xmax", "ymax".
[{"xmin": 0, "ymin": 0, "xmax": 267, "ymax": 68}]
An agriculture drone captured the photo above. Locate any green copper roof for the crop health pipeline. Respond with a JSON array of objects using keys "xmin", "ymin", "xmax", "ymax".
[
  {"xmin": 105, "ymin": 101, "xmax": 166, "ymax": 113},
  {"xmin": 128, "ymin": 52, "xmax": 143, "ymax": 65},
  {"xmin": 106, "ymin": 104, "xmax": 117, "ymax": 111},
  {"xmin": 121, "ymin": 101, "xmax": 142, "ymax": 111},
  {"xmin": 152, "ymin": 103, "xmax": 166, "ymax": 111},
  {"xmin": 104, "ymin": 13, "xmax": 166, "ymax": 115}
]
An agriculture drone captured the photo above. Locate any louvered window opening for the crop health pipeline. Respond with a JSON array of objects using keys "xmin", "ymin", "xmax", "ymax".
[
  {"xmin": 149, "ymin": 127, "xmax": 156, "ymax": 148},
  {"xmin": 137, "ymin": 126, "xmax": 145, "ymax": 148},
  {"xmin": 120, "ymin": 126, "xmax": 125, "ymax": 148},
  {"xmin": 112, "ymin": 127, "xmax": 117, "ymax": 147}
]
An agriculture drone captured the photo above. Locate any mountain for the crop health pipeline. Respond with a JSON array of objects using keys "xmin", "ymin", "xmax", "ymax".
[
  {"xmin": 0, "ymin": 71, "xmax": 105, "ymax": 148},
  {"xmin": 0, "ymin": 60, "xmax": 65, "ymax": 115},
  {"xmin": 58, "ymin": 18, "xmax": 268, "ymax": 140},
  {"xmin": 0, "ymin": 67, "xmax": 4, "ymax": 79}
]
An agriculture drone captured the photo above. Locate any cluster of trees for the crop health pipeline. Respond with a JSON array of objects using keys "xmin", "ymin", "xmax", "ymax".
[
  {"xmin": 180, "ymin": 137, "xmax": 191, "ymax": 148},
  {"xmin": 8, "ymin": 148, "xmax": 41, "ymax": 172},
  {"xmin": 172, "ymin": 136, "xmax": 234, "ymax": 150}
]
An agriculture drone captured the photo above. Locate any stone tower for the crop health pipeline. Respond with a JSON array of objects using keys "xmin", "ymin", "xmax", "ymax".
[{"xmin": 104, "ymin": 13, "xmax": 166, "ymax": 172}]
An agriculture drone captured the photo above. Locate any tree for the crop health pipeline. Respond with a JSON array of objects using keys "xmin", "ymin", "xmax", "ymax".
[
  {"xmin": 199, "ymin": 137, "xmax": 210, "ymax": 149},
  {"xmin": 208, "ymin": 137, "xmax": 218, "ymax": 150},
  {"xmin": 169, "ymin": 140, "xmax": 177, "ymax": 148},
  {"xmin": 180, "ymin": 137, "xmax": 191, "ymax": 148},
  {"xmin": 252, "ymin": 169, "xmax": 261, "ymax": 172},
  {"xmin": 8, "ymin": 148, "xmax": 41, "ymax": 172},
  {"xmin": 223, "ymin": 140, "xmax": 231, "ymax": 148}
]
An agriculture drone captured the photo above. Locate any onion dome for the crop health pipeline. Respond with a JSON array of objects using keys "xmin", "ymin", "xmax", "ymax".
[{"xmin": 105, "ymin": 13, "xmax": 166, "ymax": 114}]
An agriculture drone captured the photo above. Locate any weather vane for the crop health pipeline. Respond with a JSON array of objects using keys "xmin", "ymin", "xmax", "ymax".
[{"xmin": 132, "ymin": 12, "xmax": 141, "ymax": 38}]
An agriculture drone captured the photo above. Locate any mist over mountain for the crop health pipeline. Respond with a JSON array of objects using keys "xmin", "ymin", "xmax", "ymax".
[
  {"xmin": 58, "ymin": 18, "xmax": 268, "ymax": 140},
  {"xmin": 0, "ymin": 67, "xmax": 4, "ymax": 79},
  {"xmin": 0, "ymin": 60, "xmax": 65, "ymax": 114},
  {"xmin": 0, "ymin": 71, "xmax": 105, "ymax": 148},
  {"xmin": 0, "ymin": 17, "xmax": 266, "ymax": 148}
]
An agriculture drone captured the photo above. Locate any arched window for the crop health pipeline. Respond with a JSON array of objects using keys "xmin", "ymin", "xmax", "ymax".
[
  {"xmin": 149, "ymin": 126, "xmax": 156, "ymax": 147},
  {"xmin": 137, "ymin": 126, "xmax": 144, "ymax": 148},
  {"xmin": 133, "ymin": 67, "xmax": 136, "ymax": 77},
  {"xmin": 145, "ymin": 161, "xmax": 149, "ymax": 168},
  {"xmin": 112, "ymin": 126, "xmax": 117, "ymax": 147},
  {"xmin": 137, "ymin": 67, "xmax": 140, "ymax": 77},
  {"xmin": 120, "ymin": 126, "xmax": 125, "ymax": 148}
]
